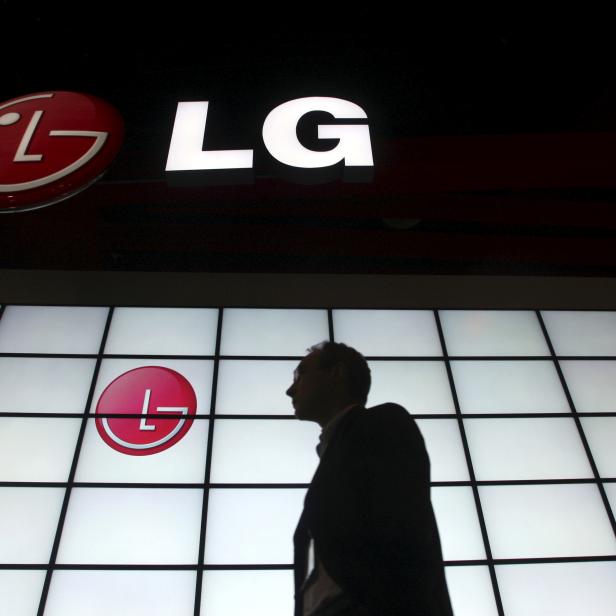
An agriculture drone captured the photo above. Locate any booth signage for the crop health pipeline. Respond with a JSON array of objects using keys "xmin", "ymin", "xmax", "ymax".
[
  {"xmin": 165, "ymin": 96, "xmax": 374, "ymax": 172},
  {"xmin": 1, "ymin": 92, "xmax": 373, "ymax": 214},
  {"xmin": 0, "ymin": 91, "xmax": 124, "ymax": 213}
]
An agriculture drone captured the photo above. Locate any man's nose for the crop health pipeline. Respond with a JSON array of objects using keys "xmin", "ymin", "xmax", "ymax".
[{"xmin": 286, "ymin": 383, "xmax": 295, "ymax": 397}]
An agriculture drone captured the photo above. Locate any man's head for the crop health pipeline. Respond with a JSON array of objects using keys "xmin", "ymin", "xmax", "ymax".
[{"xmin": 286, "ymin": 341, "xmax": 371, "ymax": 426}]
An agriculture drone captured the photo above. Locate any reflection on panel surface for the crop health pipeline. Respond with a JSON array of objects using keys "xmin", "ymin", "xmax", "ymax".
[
  {"xmin": 479, "ymin": 484, "xmax": 616, "ymax": 558},
  {"xmin": 104, "ymin": 307, "xmax": 218, "ymax": 356},
  {"xmin": 368, "ymin": 361, "xmax": 454, "ymax": 414},
  {"xmin": 56, "ymin": 488, "xmax": 203, "ymax": 564},
  {"xmin": 45, "ymin": 570, "xmax": 197, "ymax": 616},
  {"xmin": 496, "ymin": 561, "xmax": 616, "ymax": 616},
  {"xmin": 440, "ymin": 310, "xmax": 548, "ymax": 356},
  {"xmin": 201, "ymin": 570, "xmax": 294, "ymax": 616},
  {"xmin": 451, "ymin": 360, "xmax": 569, "ymax": 413},
  {"xmin": 0, "ymin": 305, "xmax": 108, "ymax": 354},
  {"xmin": 333, "ymin": 309, "xmax": 442, "ymax": 356}
]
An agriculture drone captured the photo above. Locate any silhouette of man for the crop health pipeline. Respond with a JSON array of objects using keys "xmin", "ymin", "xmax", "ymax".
[{"xmin": 287, "ymin": 341, "xmax": 453, "ymax": 616}]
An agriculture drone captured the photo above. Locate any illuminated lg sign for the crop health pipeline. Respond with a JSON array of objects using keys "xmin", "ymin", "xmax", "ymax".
[
  {"xmin": 0, "ymin": 91, "xmax": 124, "ymax": 213},
  {"xmin": 166, "ymin": 96, "xmax": 373, "ymax": 173},
  {"xmin": 95, "ymin": 366, "xmax": 197, "ymax": 456}
]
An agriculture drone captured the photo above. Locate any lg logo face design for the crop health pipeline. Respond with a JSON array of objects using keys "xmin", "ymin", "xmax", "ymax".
[
  {"xmin": 166, "ymin": 96, "xmax": 374, "ymax": 173},
  {"xmin": 0, "ymin": 91, "xmax": 124, "ymax": 213},
  {"xmin": 0, "ymin": 92, "xmax": 371, "ymax": 213},
  {"xmin": 95, "ymin": 367, "xmax": 197, "ymax": 456}
]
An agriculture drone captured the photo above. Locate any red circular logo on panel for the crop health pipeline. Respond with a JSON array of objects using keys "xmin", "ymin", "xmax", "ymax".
[
  {"xmin": 0, "ymin": 91, "xmax": 124, "ymax": 213},
  {"xmin": 95, "ymin": 367, "xmax": 197, "ymax": 456}
]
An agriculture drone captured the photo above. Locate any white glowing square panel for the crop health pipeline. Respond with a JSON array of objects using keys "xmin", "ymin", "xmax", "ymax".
[
  {"xmin": 0, "ymin": 487, "xmax": 64, "ymax": 563},
  {"xmin": 44, "ymin": 570, "xmax": 196, "ymax": 616},
  {"xmin": 439, "ymin": 310, "xmax": 549, "ymax": 356},
  {"xmin": 215, "ymin": 360, "xmax": 297, "ymax": 414},
  {"xmin": 479, "ymin": 484, "xmax": 616, "ymax": 559},
  {"xmin": 367, "ymin": 361, "xmax": 455, "ymax": 414},
  {"xmin": 56, "ymin": 488, "xmax": 203, "ymax": 564},
  {"xmin": 90, "ymin": 359, "xmax": 213, "ymax": 416},
  {"xmin": 332, "ymin": 309, "xmax": 442, "ymax": 356},
  {"xmin": 204, "ymin": 488, "xmax": 305, "ymax": 564},
  {"xmin": 220, "ymin": 309, "xmax": 329, "ymax": 356},
  {"xmin": 0, "ymin": 305, "xmax": 108, "ymax": 354},
  {"xmin": 580, "ymin": 417, "xmax": 616, "ymax": 478},
  {"xmin": 445, "ymin": 566, "xmax": 498, "ymax": 616},
  {"xmin": 75, "ymin": 417, "xmax": 209, "ymax": 483},
  {"xmin": 0, "ymin": 570, "xmax": 46, "ymax": 616},
  {"xmin": 0, "ymin": 417, "xmax": 81, "ymax": 481},
  {"xmin": 542, "ymin": 310, "xmax": 616, "ymax": 356},
  {"xmin": 451, "ymin": 360, "xmax": 569, "ymax": 413},
  {"xmin": 0, "ymin": 357, "xmax": 96, "ymax": 413},
  {"xmin": 559, "ymin": 361, "xmax": 616, "ymax": 412},
  {"xmin": 209, "ymin": 420, "xmax": 320, "ymax": 483},
  {"xmin": 104, "ymin": 307, "xmax": 218, "ymax": 356},
  {"xmin": 431, "ymin": 487, "xmax": 486, "ymax": 561},
  {"xmin": 464, "ymin": 418, "xmax": 593, "ymax": 480},
  {"xmin": 415, "ymin": 419, "xmax": 469, "ymax": 481},
  {"xmin": 201, "ymin": 570, "xmax": 294, "ymax": 616},
  {"xmin": 496, "ymin": 561, "xmax": 616, "ymax": 616}
]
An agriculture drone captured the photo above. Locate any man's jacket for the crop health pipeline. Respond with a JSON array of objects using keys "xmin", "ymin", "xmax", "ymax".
[{"xmin": 294, "ymin": 403, "xmax": 453, "ymax": 616}]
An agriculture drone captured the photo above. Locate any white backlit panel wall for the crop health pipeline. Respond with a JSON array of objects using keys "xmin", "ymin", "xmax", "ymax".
[{"xmin": 0, "ymin": 305, "xmax": 615, "ymax": 616}]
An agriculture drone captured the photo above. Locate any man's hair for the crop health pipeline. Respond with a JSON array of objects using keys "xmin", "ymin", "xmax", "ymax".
[{"xmin": 309, "ymin": 341, "xmax": 371, "ymax": 405}]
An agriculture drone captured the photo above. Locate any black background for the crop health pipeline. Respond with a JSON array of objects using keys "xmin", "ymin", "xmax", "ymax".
[{"xmin": 2, "ymin": 6, "xmax": 616, "ymax": 275}]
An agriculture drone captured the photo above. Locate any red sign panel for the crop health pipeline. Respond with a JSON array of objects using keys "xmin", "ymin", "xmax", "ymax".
[
  {"xmin": 95, "ymin": 366, "xmax": 197, "ymax": 456},
  {"xmin": 0, "ymin": 91, "xmax": 124, "ymax": 213}
]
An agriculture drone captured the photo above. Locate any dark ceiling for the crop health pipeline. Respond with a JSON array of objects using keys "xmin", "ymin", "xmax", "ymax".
[{"xmin": 2, "ymin": 8, "xmax": 616, "ymax": 275}]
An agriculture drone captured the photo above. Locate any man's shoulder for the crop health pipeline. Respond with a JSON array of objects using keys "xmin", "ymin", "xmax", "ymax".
[
  {"xmin": 353, "ymin": 402, "xmax": 423, "ymax": 441},
  {"xmin": 362, "ymin": 402, "xmax": 415, "ymax": 425}
]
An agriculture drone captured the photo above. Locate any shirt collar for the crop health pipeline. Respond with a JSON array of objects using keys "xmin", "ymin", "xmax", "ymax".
[{"xmin": 316, "ymin": 403, "xmax": 361, "ymax": 458}]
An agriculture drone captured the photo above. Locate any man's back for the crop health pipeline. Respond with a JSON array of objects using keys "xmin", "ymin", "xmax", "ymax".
[{"xmin": 294, "ymin": 403, "xmax": 453, "ymax": 616}]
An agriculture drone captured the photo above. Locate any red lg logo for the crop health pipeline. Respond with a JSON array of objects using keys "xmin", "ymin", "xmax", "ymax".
[
  {"xmin": 95, "ymin": 367, "xmax": 197, "ymax": 456},
  {"xmin": 0, "ymin": 91, "xmax": 124, "ymax": 213}
]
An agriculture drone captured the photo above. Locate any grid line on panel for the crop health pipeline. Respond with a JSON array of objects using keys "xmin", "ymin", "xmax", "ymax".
[
  {"xmin": 193, "ymin": 307, "xmax": 223, "ymax": 616},
  {"xmin": 5, "ymin": 555, "xmax": 616, "ymax": 571},
  {"xmin": 36, "ymin": 306, "xmax": 114, "ymax": 616},
  {"xmin": 327, "ymin": 309, "xmax": 335, "ymax": 342},
  {"xmin": 433, "ymin": 310, "xmax": 506, "ymax": 616},
  {"xmin": 7, "ymin": 478, "xmax": 616, "ymax": 490},
  {"xmin": 0, "ymin": 352, "xmax": 100, "ymax": 358},
  {"xmin": 7, "ymin": 350, "xmax": 616, "ymax": 361},
  {"xmin": 5, "ymin": 410, "xmax": 616, "ymax": 419},
  {"xmin": 536, "ymin": 310, "xmax": 616, "ymax": 541}
]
